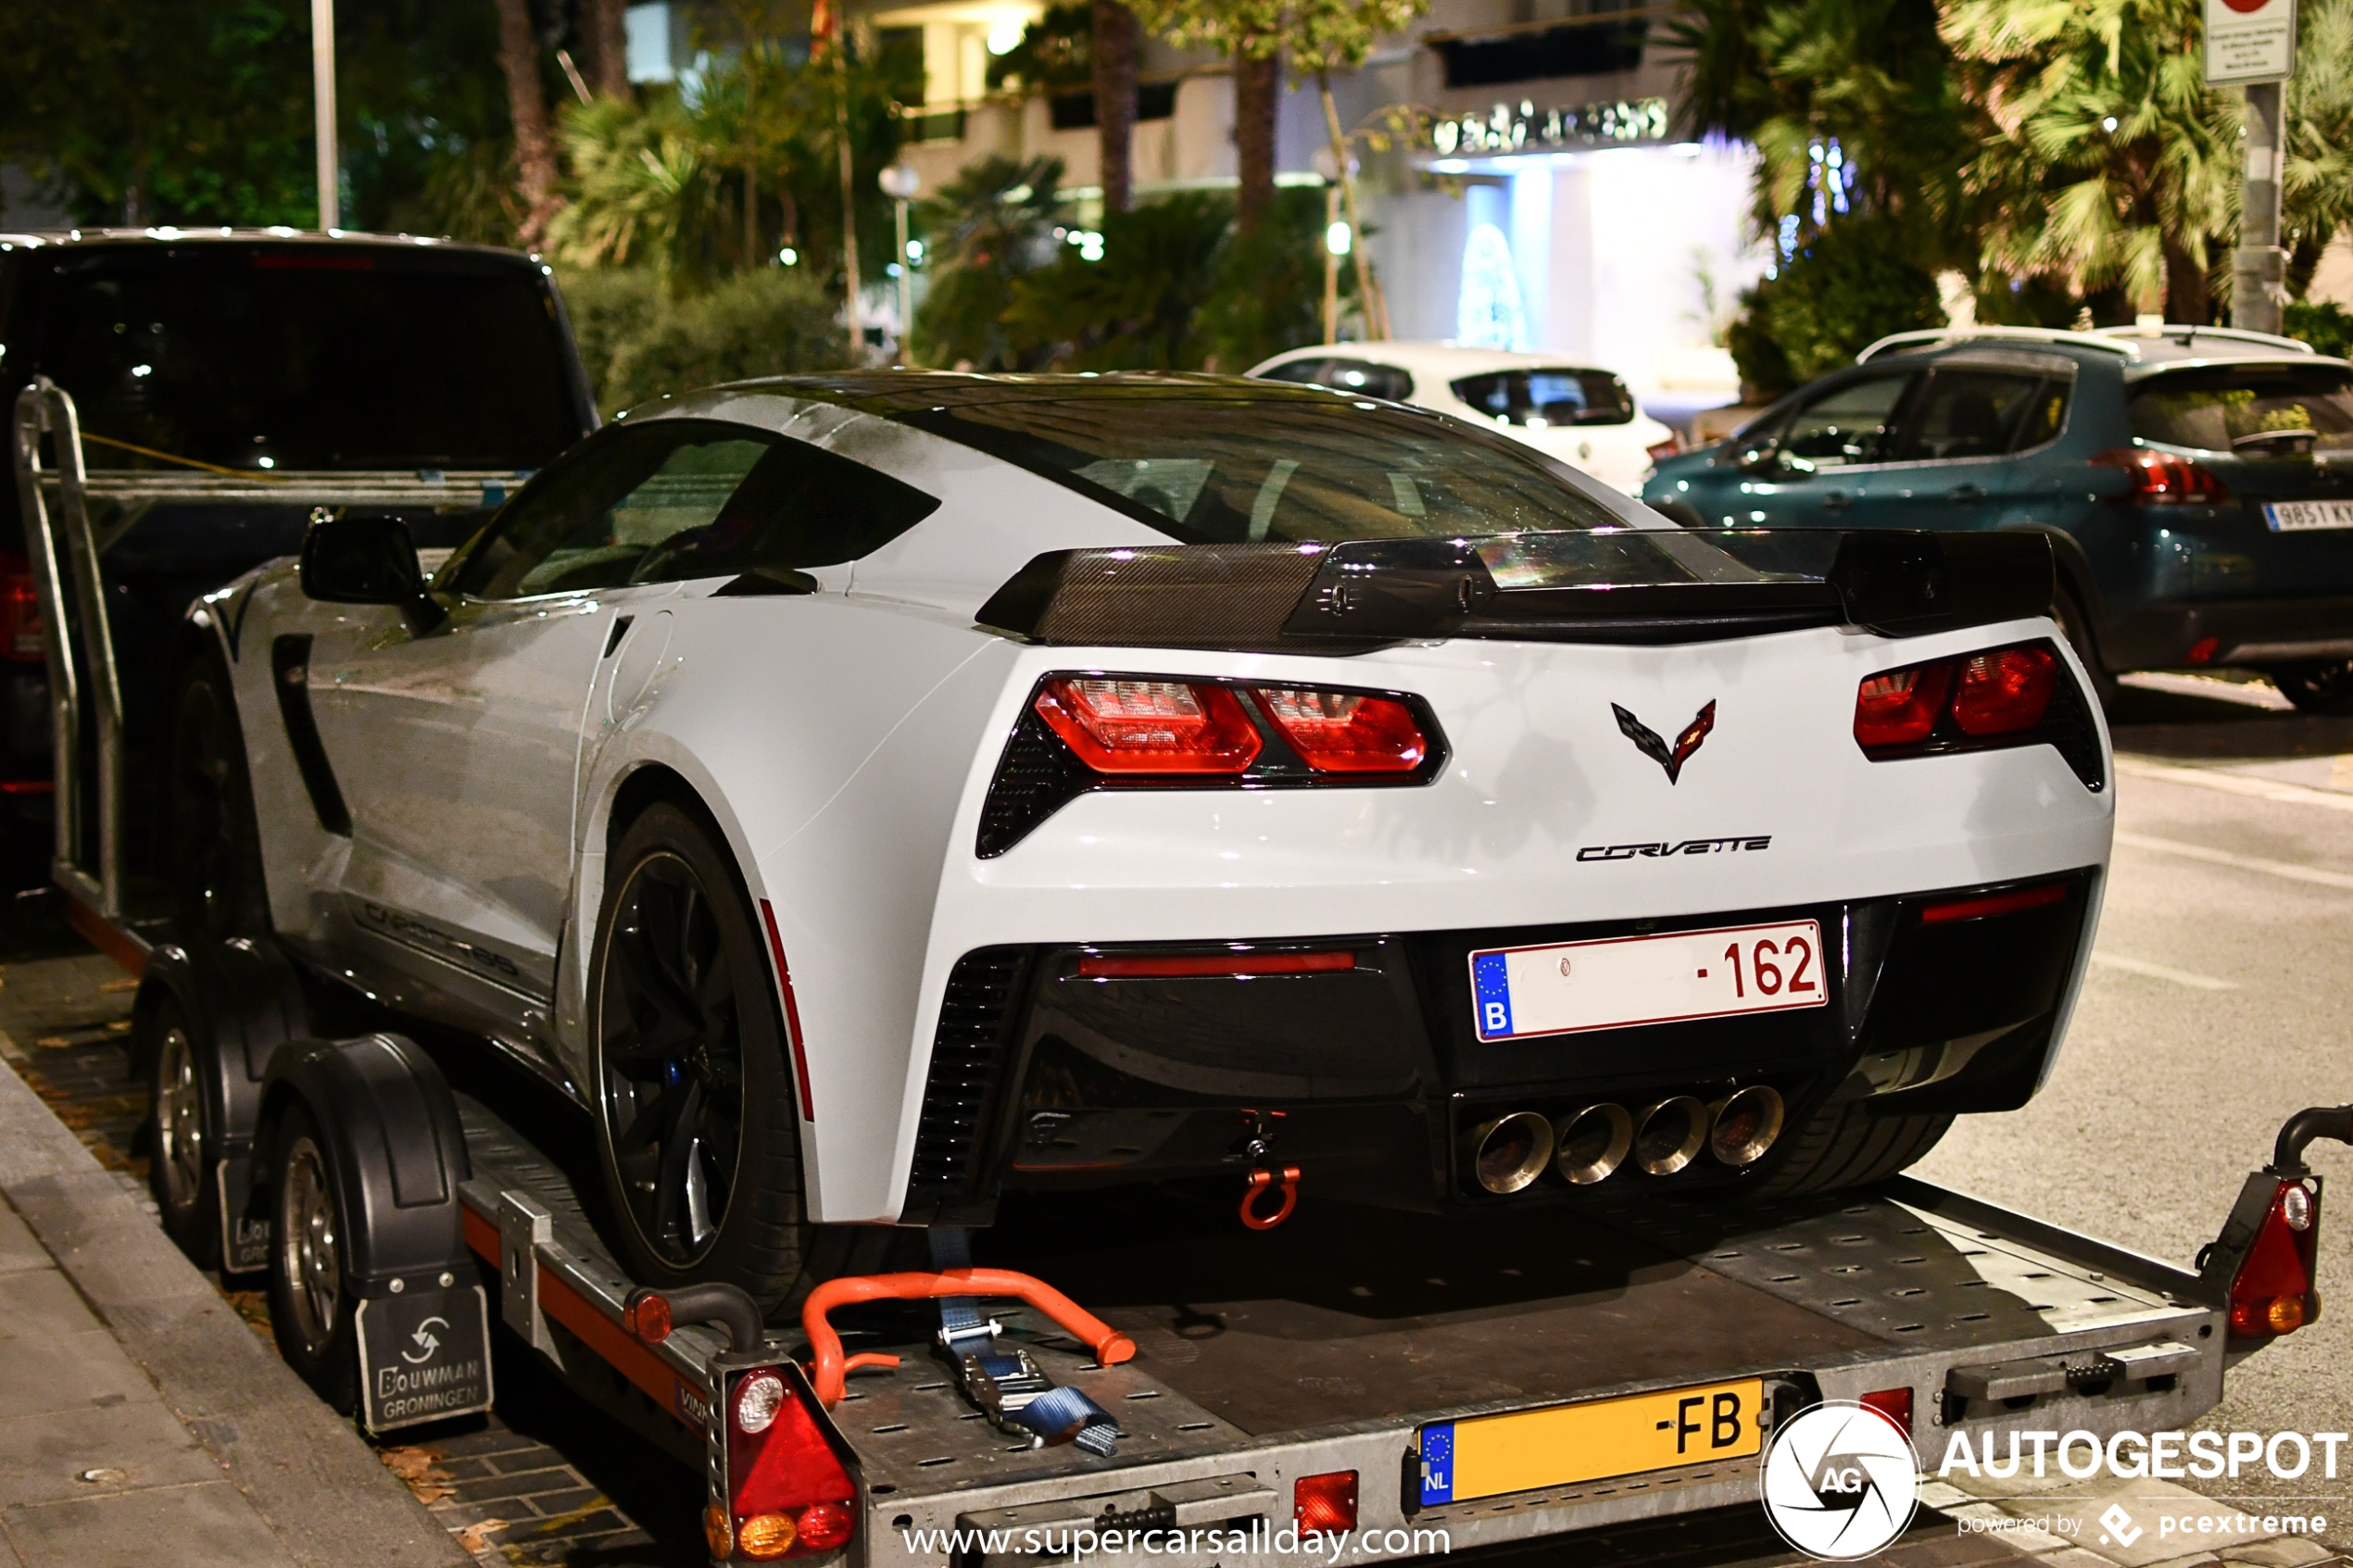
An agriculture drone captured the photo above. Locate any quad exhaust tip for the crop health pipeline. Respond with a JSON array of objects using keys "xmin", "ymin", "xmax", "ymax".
[
  {"xmin": 1709, "ymin": 1085, "xmax": 1786, "ymax": 1168},
  {"xmin": 1633, "ymin": 1097, "xmax": 1709, "ymax": 1176},
  {"xmin": 1470, "ymin": 1111, "xmax": 1555, "ymax": 1194},
  {"xmin": 1554, "ymin": 1103, "xmax": 1634, "ymax": 1185}
]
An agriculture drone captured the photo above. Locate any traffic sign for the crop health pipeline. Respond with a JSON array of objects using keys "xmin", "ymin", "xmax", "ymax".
[{"xmin": 2207, "ymin": 0, "xmax": 2296, "ymax": 84}]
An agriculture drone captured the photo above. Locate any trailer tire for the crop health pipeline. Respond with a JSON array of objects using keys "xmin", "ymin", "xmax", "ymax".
[
  {"xmin": 589, "ymin": 802, "xmax": 819, "ymax": 1308},
  {"xmin": 147, "ymin": 994, "xmax": 222, "ymax": 1269},
  {"xmin": 1748, "ymin": 1104, "xmax": 1952, "ymax": 1198},
  {"xmin": 170, "ymin": 653, "xmax": 271, "ymax": 943},
  {"xmin": 266, "ymin": 1099, "xmax": 359, "ymax": 1413}
]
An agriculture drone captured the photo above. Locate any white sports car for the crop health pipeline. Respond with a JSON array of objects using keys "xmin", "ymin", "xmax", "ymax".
[{"xmin": 180, "ymin": 372, "xmax": 2113, "ymax": 1304}]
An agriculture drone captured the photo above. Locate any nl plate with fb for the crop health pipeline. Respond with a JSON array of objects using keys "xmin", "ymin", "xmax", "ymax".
[
  {"xmin": 2265, "ymin": 501, "xmax": 2353, "ymax": 532},
  {"xmin": 1418, "ymin": 1378, "xmax": 1766, "ymax": 1506},
  {"xmin": 1470, "ymin": 919, "xmax": 1828, "ymax": 1042}
]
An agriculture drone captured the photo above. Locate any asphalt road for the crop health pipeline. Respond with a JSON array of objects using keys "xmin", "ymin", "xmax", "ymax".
[{"xmin": 1915, "ymin": 671, "xmax": 2353, "ymax": 1549}]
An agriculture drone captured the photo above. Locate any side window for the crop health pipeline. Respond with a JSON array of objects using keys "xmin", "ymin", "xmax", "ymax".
[
  {"xmin": 1890, "ymin": 369, "xmax": 2050, "ymax": 461},
  {"xmin": 451, "ymin": 420, "xmax": 940, "ymax": 599},
  {"xmin": 2010, "ymin": 380, "xmax": 2071, "ymax": 450},
  {"xmin": 1262, "ymin": 357, "xmax": 1416, "ymax": 402},
  {"xmin": 1778, "ymin": 374, "xmax": 1914, "ymax": 468}
]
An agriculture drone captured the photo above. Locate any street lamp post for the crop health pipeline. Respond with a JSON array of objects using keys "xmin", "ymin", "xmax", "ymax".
[
  {"xmin": 312, "ymin": 0, "xmax": 338, "ymax": 231},
  {"xmin": 879, "ymin": 163, "xmax": 922, "ymax": 359}
]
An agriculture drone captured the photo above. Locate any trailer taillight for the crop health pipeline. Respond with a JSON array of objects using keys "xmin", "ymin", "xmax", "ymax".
[
  {"xmin": 726, "ymin": 1365, "xmax": 858, "ymax": 1560},
  {"xmin": 2230, "ymin": 1179, "xmax": 2322, "ymax": 1340},
  {"xmin": 1294, "ymin": 1470, "xmax": 1359, "ymax": 1535},
  {"xmin": 0, "ymin": 558, "xmax": 41, "ymax": 663}
]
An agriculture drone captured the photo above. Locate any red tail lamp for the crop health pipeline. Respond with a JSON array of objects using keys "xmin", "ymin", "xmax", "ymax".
[
  {"xmin": 1036, "ymin": 678, "xmax": 1261, "ymax": 774},
  {"xmin": 1854, "ymin": 663, "xmax": 1953, "ymax": 747},
  {"xmin": 2092, "ymin": 445, "xmax": 2232, "ymax": 504},
  {"xmin": 1859, "ymin": 1386, "xmax": 1914, "ymax": 1436},
  {"xmin": 1919, "ymin": 883, "xmax": 2068, "ymax": 925},
  {"xmin": 2231, "ymin": 1181, "xmax": 2321, "ymax": 1340},
  {"xmin": 1953, "ymin": 647, "xmax": 2057, "ymax": 736},
  {"xmin": 1855, "ymin": 644, "xmax": 2060, "ymax": 752},
  {"xmin": 726, "ymin": 1365, "xmax": 860, "ymax": 1559},
  {"xmin": 1254, "ymin": 687, "xmax": 1428, "ymax": 772},
  {"xmin": 0, "ymin": 558, "xmax": 41, "ymax": 663},
  {"xmin": 1294, "ymin": 1470, "xmax": 1360, "ymax": 1536}
]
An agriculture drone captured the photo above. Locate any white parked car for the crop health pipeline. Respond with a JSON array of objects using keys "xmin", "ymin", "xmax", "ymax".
[
  {"xmin": 1247, "ymin": 342, "xmax": 1684, "ymax": 493},
  {"xmin": 181, "ymin": 372, "xmax": 2113, "ymax": 1304}
]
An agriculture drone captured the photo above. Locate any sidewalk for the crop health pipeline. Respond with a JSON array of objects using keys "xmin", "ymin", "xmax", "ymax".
[{"xmin": 0, "ymin": 1021, "xmax": 464, "ymax": 1568}]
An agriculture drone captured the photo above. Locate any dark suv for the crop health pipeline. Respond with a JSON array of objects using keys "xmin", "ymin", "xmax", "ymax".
[{"xmin": 1643, "ymin": 325, "xmax": 2353, "ymax": 709}]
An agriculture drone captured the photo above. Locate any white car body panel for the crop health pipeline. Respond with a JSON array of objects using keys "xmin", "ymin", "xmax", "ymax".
[{"xmin": 204, "ymin": 382, "xmax": 2116, "ymax": 1228}]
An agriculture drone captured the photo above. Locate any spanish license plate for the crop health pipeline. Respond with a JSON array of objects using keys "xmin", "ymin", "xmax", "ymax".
[
  {"xmin": 1470, "ymin": 920, "xmax": 1827, "ymax": 1042},
  {"xmin": 1418, "ymin": 1378, "xmax": 1766, "ymax": 1506},
  {"xmin": 2265, "ymin": 500, "xmax": 2353, "ymax": 531}
]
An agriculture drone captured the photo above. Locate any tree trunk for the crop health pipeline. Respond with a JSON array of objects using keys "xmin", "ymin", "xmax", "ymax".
[
  {"xmin": 574, "ymin": 0, "xmax": 630, "ymax": 96},
  {"xmin": 1091, "ymin": 0, "xmax": 1139, "ymax": 213},
  {"xmin": 493, "ymin": 0, "xmax": 562, "ymax": 245},
  {"xmin": 2163, "ymin": 234, "xmax": 2211, "ymax": 325},
  {"xmin": 1319, "ymin": 73, "xmax": 1379, "ymax": 338},
  {"xmin": 1233, "ymin": 48, "xmax": 1278, "ymax": 237}
]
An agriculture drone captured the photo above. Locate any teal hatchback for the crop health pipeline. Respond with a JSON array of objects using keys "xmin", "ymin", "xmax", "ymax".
[{"xmin": 1642, "ymin": 324, "xmax": 2353, "ymax": 710}]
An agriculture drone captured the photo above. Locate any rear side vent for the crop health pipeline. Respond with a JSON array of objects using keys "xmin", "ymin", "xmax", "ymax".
[{"xmin": 900, "ymin": 947, "xmax": 1033, "ymax": 1223}]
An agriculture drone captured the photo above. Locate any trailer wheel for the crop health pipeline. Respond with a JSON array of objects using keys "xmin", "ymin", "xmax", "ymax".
[
  {"xmin": 1746, "ymin": 1104, "xmax": 1952, "ymax": 1198},
  {"xmin": 147, "ymin": 997, "xmax": 221, "ymax": 1269},
  {"xmin": 589, "ymin": 802, "xmax": 817, "ymax": 1307},
  {"xmin": 170, "ymin": 655, "xmax": 271, "ymax": 943},
  {"xmin": 266, "ymin": 1100, "xmax": 359, "ymax": 1412}
]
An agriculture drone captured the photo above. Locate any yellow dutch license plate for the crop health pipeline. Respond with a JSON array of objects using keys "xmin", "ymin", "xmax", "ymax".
[{"xmin": 1416, "ymin": 1378, "xmax": 1765, "ymax": 1506}]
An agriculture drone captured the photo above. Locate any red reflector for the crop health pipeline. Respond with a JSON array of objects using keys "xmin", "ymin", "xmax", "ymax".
[
  {"xmin": 1253, "ymin": 687, "xmax": 1428, "ymax": 773},
  {"xmin": 1077, "ymin": 949, "xmax": 1356, "ymax": 979},
  {"xmin": 2187, "ymin": 636, "xmax": 2220, "ymax": 665},
  {"xmin": 1854, "ymin": 660, "xmax": 1954, "ymax": 747},
  {"xmin": 793, "ymin": 1500, "xmax": 856, "ymax": 1552},
  {"xmin": 2092, "ymin": 445, "xmax": 2231, "ymax": 504},
  {"xmin": 0, "ymin": 558, "xmax": 42, "ymax": 664},
  {"xmin": 626, "ymin": 1290, "xmax": 672, "ymax": 1344},
  {"xmin": 1294, "ymin": 1470, "xmax": 1359, "ymax": 1535},
  {"xmin": 729, "ymin": 1369, "xmax": 858, "ymax": 1544},
  {"xmin": 760, "ymin": 900, "xmax": 817, "ymax": 1123},
  {"xmin": 0, "ymin": 781, "xmax": 53, "ymax": 796},
  {"xmin": 1919, "ymin": 884, "xmax": 2067, "ymax": 924},
  {"xmin": 2230, "ymin": 1180, "xmax": 2321, "ymax": 1340},
  {"xmin": 1859, "ymin": 1386, "xmax": 1914, "ymax": 1436},
  {"xmin": 1952, "ymin": 647, "xmax": 2057, "ymax": 736},
  {"xmin": 1037, "ymin": 678, "xmax": 1261, "ymax": 774}
]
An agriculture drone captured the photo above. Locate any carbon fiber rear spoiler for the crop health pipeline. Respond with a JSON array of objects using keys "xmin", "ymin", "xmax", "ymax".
[{"xmin": 975, "ymin": 529, "xmax": 2056, "ymax": 652}]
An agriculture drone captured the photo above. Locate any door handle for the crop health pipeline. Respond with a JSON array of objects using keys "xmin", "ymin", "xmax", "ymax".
[
  {"xmin": 1947, "ymin": 484, "xmax": 1986, "ymax": 503},
  {"xmin": 1820, "ymin": 491, "xmax": 1851, "ymax": 512}
]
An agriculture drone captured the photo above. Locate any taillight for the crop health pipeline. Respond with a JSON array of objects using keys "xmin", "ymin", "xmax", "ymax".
[
  {"xmin": 1853, "ymin": 662, "xmax": 1953, "ymax": 746},
  {"xmin": 2230, "ymin": 1179, "xmax": 2321, "ymax": 1340},
  {"xmin": 1859, "ymin": 1387, "xmax": 1914, "ymax": 1436},
  {"xmin": 1951, "ymin": 646, "xmax": 2057, "ymax": 736},
  {"xmin": 726, "ymin": 1365, "xmax": 859, "ymax": 1559},
  {"xmin": 1035, "ymin": 678, "xmax": 1261, "ymax": 774},
  {"xmin": 2092, "ymin": 445, "xmax": 2231, "ymax": 504},
  {"xmin": 1253, "ymin": 686, "xmax": 1428, "ymax": 772},
  {"xmin": 1294, "ymin": 1470, "xmax": 1359, "ymax": 1535},
  {"xmin": 1646, "ymin": 433, "xmax": 1683, "ymax": 463},
  {"xmin": 0, "ymin": 558, "xmax": 42, "ymax": 663}
]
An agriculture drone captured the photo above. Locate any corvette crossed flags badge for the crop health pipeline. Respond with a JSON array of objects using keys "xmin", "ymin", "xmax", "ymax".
[{"xmin": 1612, "ymin": 700, "xmax": 1717, "ymax": 784}]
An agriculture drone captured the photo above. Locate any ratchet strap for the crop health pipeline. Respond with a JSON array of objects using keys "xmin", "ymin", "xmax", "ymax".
[{"xmin": 929, "ymin": 1228, "xmax": 1119, "ymax": 1456}]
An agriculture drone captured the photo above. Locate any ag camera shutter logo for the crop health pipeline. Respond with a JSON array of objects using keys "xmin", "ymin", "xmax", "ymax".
[{"xmin": 1758, "ymin": 1401, "xmax": 1921, "ymax": 1560}]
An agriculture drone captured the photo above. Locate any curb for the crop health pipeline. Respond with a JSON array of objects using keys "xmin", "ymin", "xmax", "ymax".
[{"xmin": 0, "ymin": 1025, "xmax": 467, "ymax": 1568}]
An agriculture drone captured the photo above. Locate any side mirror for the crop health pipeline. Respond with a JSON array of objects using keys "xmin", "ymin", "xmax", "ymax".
[{"xmin": 299, "ymin": 515, "xmax": 447, "ymax": 631}]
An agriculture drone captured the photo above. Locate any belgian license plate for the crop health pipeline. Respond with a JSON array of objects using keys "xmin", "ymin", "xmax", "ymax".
[
  {"xmin": 2265, "ymin": 500, "xmax": 2353, "ymax": 531},
  {"xmin": 1418, "ymin": 1378, "xmax": 1766, "ymax": 1506},
  {"xmin": 1470, "ymin": 920, "xmax": 1827, "ymax": 1042}
]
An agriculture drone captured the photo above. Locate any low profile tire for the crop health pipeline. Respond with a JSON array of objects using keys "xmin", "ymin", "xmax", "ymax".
[
  {"xmin": 1744, "ymin": 1103, "xmax": 1952, "ymax": 1199},
  {"xmin": 2267, "ymin": 659, "xmax": 2353, "ymax": 715},
  {"xmin": 2049, "ymin": 587, "xmax": 2119, "ymax": 717},
  {"xmin": 589, "ymin": 802, "xmax": 823, "ymax": 1307},
  {"xmin": 146, "ymin": 997, "xmax": 221, "ymax": 1270},
  {"xmin": 266, "ymin": 1100, "xmax": 359, "ymax": 1412},
  {"xmin": 170, "ymin": 655, "xmax": 272, "ymax": 943}
]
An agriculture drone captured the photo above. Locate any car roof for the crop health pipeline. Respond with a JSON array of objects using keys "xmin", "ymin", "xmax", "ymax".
[
  {"xmin": 0, "ymin": 226, "xmax": 538, "ymax": 266},
  {"xmin": 1857, "ymin": 323, "xmax": 2348, "ymax": 380},
  {"xmin": 660, "ymin": 370, "xmax": 1451, "ymax": 417},
  {"xmin": 1249, "ymin": 341, "xmax": 1631, "ymax": 382}
]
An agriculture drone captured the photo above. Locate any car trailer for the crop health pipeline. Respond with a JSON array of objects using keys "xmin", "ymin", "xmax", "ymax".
[{"xmin": 16, "ymin": 376, "xmax": 2353, "ymax": 1568}]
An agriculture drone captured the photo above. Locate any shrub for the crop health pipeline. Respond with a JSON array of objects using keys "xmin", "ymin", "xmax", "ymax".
[
  {"xmin": 2287, "ymin": 300, "xmax": 2353, "ymax": 358},
  {"xmin": 1727, "ymin": 216, "xmax": 1945, "ymax": 396},
  {"xmin": 564, "ymin": 269, "xmax": 845, "ymax": 417}
]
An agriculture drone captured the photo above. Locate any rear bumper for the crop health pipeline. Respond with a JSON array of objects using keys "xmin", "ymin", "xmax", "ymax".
[
  {"xmin": 899, "ymin": 870, "xmax": 2098, "ymax": 1224},
  {"xmin": 2104, "ymin": 594, "xmax": 2353, "ymax": 670}
]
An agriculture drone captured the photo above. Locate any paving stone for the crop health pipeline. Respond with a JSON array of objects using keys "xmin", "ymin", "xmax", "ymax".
[
  {"xmin": 0, "ymin": 1400, "xmax": 221, "ymax": 1508},
  {"xmin": 1996, "ymin": 1482, "xmax": 2290, "ymax": 1568},
  {"xmin": 1, "ymin": 1481, "xmax": 298, "ymax": 1568},
  {"xmin": 0, "ymin": 1203, "xmax": 44, "ymax": 1277},
  {"xmin": 0, "ymin": 1273, "xmax": 100, "ymax": 1346},
  {"xmin": 2218, "ymin": 1540, "xmax": 2338, "ymax": 1566},
  {"xmin": 0, "ymin": 1333, "xmax": 154, "ymax": 1423}
]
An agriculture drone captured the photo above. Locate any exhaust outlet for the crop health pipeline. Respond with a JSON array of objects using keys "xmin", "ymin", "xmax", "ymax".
[
  {"xmin": 1554, "ymin": 1104, "xmax": 1633, "ymax": 1185},
  {"xmin": 1709, "ymin": 1085, "xmax": 1786, "ymax": 1168},
  {"xmin": 1632, "ymin": 1097, "xmax": 1708, "ymax": 1175},
  {"xmin": 1468, "ymin": 1111, "xmax": 1554, "ymax": 1195}
]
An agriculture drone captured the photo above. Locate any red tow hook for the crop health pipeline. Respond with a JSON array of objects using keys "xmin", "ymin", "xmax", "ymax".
[{"xmin": 1240, "ymin": 1165, "xmax": 1301, "ymax": 1230}]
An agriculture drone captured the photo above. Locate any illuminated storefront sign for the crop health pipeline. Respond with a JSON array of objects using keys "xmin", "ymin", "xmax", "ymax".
[{"xmin": 1429, "ymin": 95, "xmax": 1671, "ymax": 157}]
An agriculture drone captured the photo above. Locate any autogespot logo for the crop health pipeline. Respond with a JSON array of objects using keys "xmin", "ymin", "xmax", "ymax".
[{"xmin": 1759, "ymin": 1401, "xmax": 1922, "ymax": 1561}]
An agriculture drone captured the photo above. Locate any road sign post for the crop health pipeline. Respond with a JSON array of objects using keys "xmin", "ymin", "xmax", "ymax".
[{"xmin": 2208, "ymin": 0, "xmax": 2295, "ymax": 333}]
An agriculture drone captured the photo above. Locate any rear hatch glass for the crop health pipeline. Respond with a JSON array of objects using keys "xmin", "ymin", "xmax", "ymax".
[
  {"xmin": 2130, "ymin": 363, "xmax": 2353, "ymax": 460},
  {"xmin": 1453, "ymin": 368, "xmax": 1636, "ymax": 427}
]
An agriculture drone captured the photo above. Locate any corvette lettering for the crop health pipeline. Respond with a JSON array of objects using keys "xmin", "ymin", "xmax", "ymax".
[{"xmin": 1578, "ymin": 835, "xmax": 1771, "ymax": 861}]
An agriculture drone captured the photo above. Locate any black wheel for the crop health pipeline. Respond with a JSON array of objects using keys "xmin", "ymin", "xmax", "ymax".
[
  {"xmin": 1746, "ymin": 1103, "xmax": 1952, "ymax": 1199},
  {"xmin": 589, "ymin": 801, "xmax": 819, "ymax": 1305},
  {"xmin": 2049, "ymin": 587, "xmax": 2118, "ymax": 715},
  {"xmin": 145, "ymin": 997, "xmax": 221, "ymax": 1269},
  {"xmin": 170, "ymin": 656, "xmax": 271, "ymax": 943},
  {"xmin": 266, "ymin": 1100, "xmax": 359, "ymax": 1412},
  {"xmin": 2266, "ymin": 659, "xmax": 2353, "ymax": 715}
]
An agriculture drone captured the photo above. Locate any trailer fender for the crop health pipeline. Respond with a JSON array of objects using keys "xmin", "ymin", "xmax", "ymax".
[
  {"xmin": 132, "ymin": 937, "xmax": 312, "ymax": 1273},
  {"xmin": 255, "ymin": 1033, "xmax": 472, "ymax": 1297}
]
